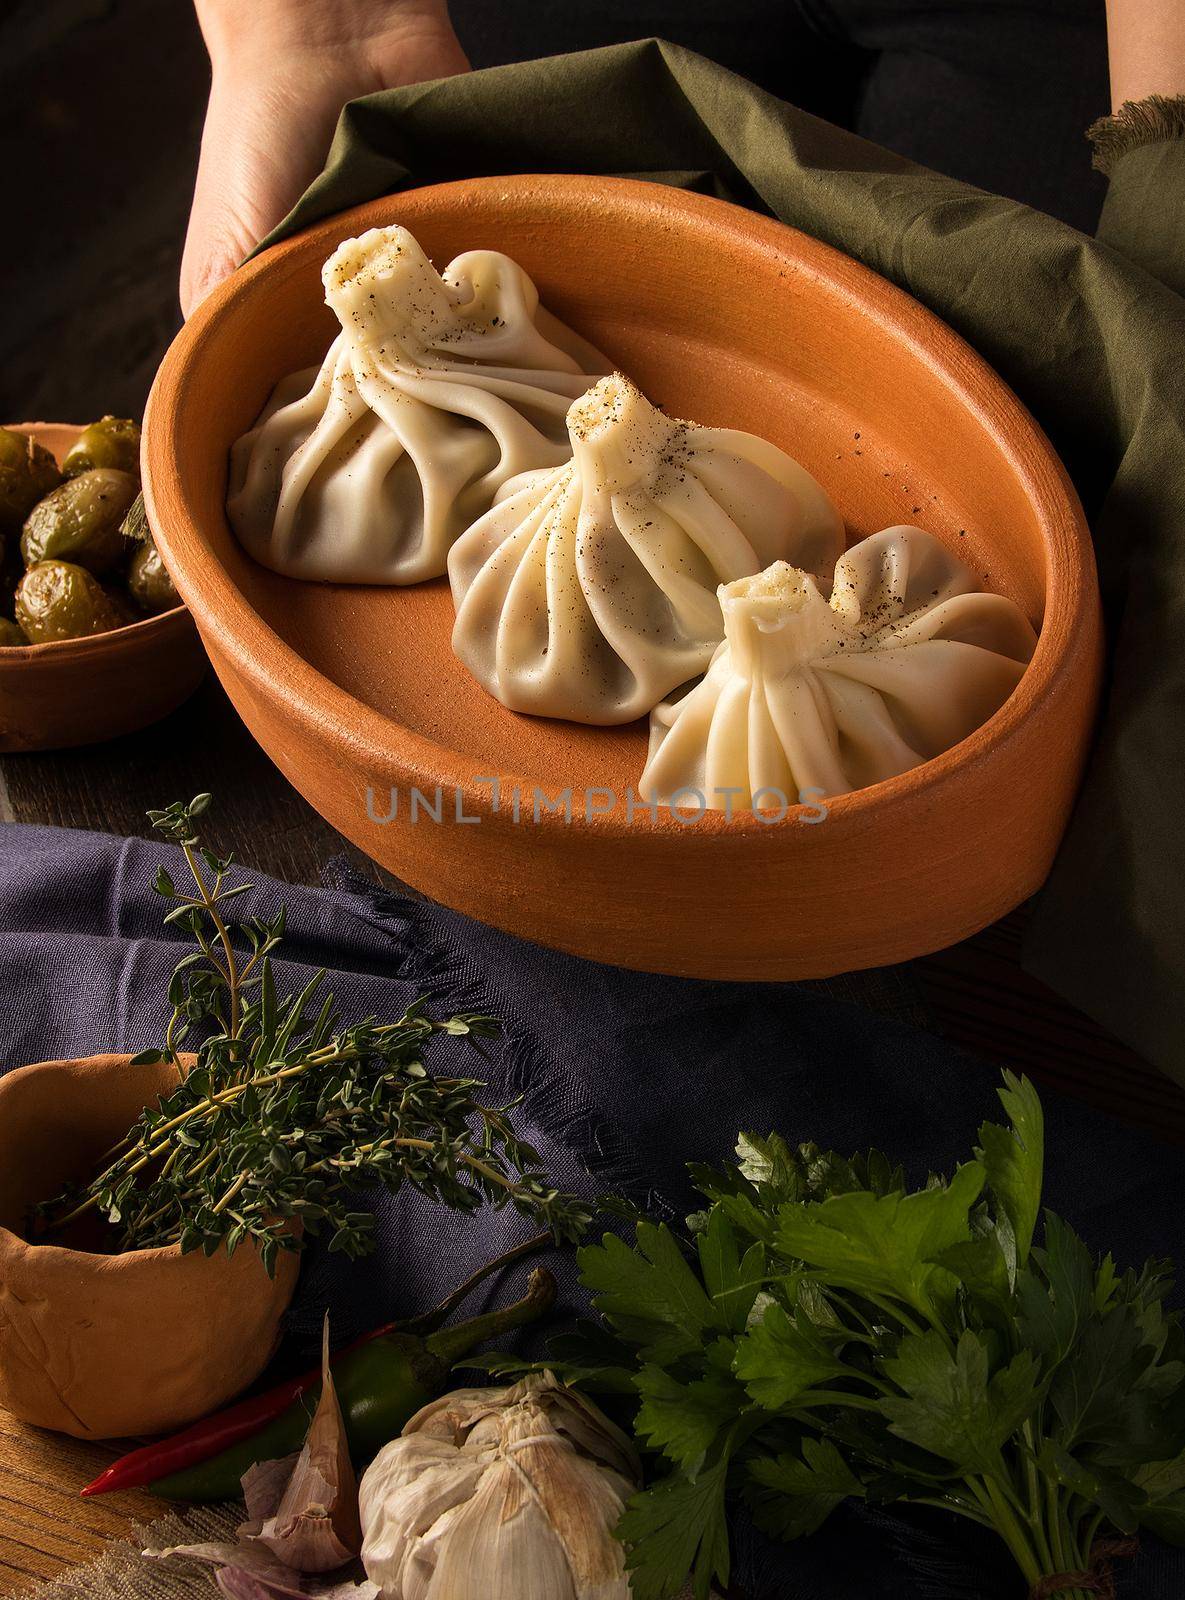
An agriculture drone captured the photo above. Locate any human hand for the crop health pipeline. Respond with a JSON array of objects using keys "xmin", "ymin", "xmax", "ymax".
[{"xmin": 181, "ymin": 0, "xmax": 469, "ymax": 317}]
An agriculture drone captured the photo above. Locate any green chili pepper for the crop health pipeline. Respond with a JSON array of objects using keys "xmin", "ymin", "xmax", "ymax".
[{"xmin": 151, "ymin": 1267, "xmax": 556, "ymax": 1502}]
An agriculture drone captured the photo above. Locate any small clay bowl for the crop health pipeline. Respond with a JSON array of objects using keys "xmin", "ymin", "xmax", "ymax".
[
  {"xmin": 0, "ymin": 1053, "xmax": 298, "ymax": 1440},
  {"xmin": 143, "ymin": 175, "xmax": 1102, "ymax": 980},
  {"xmin": 0, "ymin": 423, "xmax": 206, "ymax": 753}
]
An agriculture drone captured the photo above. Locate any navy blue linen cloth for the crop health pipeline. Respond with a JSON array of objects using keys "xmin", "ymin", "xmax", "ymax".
[{"xmin": 1, "ymin": 822, "xmax": 1181, "ymax": 1599}]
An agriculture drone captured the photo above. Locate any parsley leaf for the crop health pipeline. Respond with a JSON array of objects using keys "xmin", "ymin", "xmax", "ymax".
[
  {"xmin": 747, "ymin": 1437, "xmax": 866, "ymax": 1538},
  {"xmin": 618, "ymin": 1455, "xmax": 733, "ymax": 1600},
  {"xmin": 558, "ymin": 1071, "xmax": 1185, "ymax": 1600},
  {"xmin": 773, "ymin": 1160, "xmax": 985, "ymax": 1320},
  {"xmin": 975, "ymin": 1070, "xmax": 1043, "ymax": 1276},
  {"xmin": 634, "ymin": 1341, "xmax": 746, "ymax": 1474},
  {"xmin": 735, "ymin": 1301, "xmax": 854, "ymax": 1408},
  {"xmin": 1134, "ymin": 1453, "xmax": 1185, "ymax": 1542},
  {"xmin": 579, "ymin": 1222, "xmax": 721, "ymax": 1364},
  {"xmin": 881, "ymin": 1330, "xmax": 1040, "ymax": 1477},
  {"xmin": 696, "ymin": 1209, "xmax": 766, "ymax": 1332},
  {"xmin": 1016, "ymin": 1210, "xmax": 1095, "ymax": 1371}
]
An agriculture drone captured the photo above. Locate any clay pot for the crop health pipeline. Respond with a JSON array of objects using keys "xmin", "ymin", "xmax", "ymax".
[
  {"xmin": 143, "ymin": 174, "xmax": 1102, "ymax": 979},
  {"xmin": 0, "ymin": 423, "xmax": 206, "ymax": 753},
  {"xmin": 0, "ymin": 1053, "xmax": 299, "ymax": 1440}
]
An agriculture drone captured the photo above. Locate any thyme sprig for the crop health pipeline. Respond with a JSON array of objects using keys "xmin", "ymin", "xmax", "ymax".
[{"xmin": 36, "ymin": 796, "xmax": 592, "ymax": 1272}]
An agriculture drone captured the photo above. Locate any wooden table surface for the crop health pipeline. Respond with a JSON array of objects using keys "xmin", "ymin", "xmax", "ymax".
[
  {"xmin": 2, "ymin": 672, "xmax": 1183, "ymax": 1595},
  {"xmin": 0, "ymin": 1416, "xmax": 161, "ymax": 1595}
]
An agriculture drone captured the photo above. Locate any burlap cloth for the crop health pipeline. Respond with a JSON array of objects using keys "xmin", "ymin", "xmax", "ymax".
[
  {"xmin": 26, "ymin": 1507, "xmax": 239, "ymax": 1599},
  {"xmin": 21, "ymin": 1503, "xmax": 700, "ymax": 1598}
]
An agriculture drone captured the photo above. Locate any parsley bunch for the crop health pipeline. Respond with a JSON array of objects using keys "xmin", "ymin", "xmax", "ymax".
[
  {"xmin": 544, "ymin": 1075, "xmax": 1185, "ymax": 1599},
  {"xmin": 37, "ymin": 796, "xmax": 592, "ymax": 1268}
]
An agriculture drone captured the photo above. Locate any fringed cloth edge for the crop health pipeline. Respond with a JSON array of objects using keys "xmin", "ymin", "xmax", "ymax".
[{"xmin": 1088, "ymin": 94, "xmax": 1185, "ymax": 174}]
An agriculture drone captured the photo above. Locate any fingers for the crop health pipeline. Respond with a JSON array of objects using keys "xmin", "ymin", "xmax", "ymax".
[
  {"xmin": 180, "ymin": 77, "xmax": 311, "ymax": 319},
  {"xmin": 180, "ymin": 7, "xmax": 472, "ymax": 320}
]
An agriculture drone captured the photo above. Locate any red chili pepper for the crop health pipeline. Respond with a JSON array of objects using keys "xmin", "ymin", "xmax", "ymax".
[
  {"xmin": 80, "ymin": 1316, "xmax": 405, "ymax": 1497},
  {"xmin": 81, "ymin": 1233, "xmax": 551, "ymax": 1498}
]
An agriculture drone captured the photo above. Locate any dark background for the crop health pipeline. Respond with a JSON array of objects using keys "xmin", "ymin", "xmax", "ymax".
[
  {"xmin": 0, "ymin": 0, "xmax": 1110, "ymax": 426},
  {"xmin": 0, "ymin": 1, "xmax": 207, "ymax": 424}
]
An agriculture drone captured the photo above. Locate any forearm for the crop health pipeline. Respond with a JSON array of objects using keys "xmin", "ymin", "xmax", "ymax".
[
  {"xmin": 194, "ymin": 0, "xmax": 456, "ymax": 71},
  {"xmin": 1105, "ymin": 0, "xmax": 1185, "ymax": 107},
  {"xmin": 1092, "ymin": 0, "xmax": 1185, "ymax": 298}
]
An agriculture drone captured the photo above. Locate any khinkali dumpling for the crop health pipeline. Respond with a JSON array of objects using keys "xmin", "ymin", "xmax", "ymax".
[
  {"xmin": 640, "ymin": 526, "xmax": 1037, "ymax": 809},
  {"xmin": 447, "ymin": 373, "xmax": 844, "ymax": 724},
  {"xmin": 227, "ymin": 226, "xmax": 607, "ymax": 584}
]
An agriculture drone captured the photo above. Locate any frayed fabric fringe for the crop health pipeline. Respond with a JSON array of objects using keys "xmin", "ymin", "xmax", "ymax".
[
  {"xmin": 320, "ymin": 859, "xmax": 675, "ymax": 1219},
  {"xmin": 1088, "ymin": 95, "xmax": 1185, "ymax": 174}
]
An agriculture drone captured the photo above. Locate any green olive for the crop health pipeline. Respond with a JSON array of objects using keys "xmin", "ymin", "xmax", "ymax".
[
  {"xmin": 62, "ymin": 417, "xmax": 141, "ymax": 480},
  {"xmin": 127, "ymin": 540, "xmax": 179, "ymax": 615},
  {"xmin": 0, "ymin": 617, "xmax": 27, "ymax": 647},
  {"xmin": 0, "ymin": 429, "xmax": 63, "ymax": 535},
  {"xmin": 15, "ymin": 561, "xmax": 129, "ymax": 643},
  {"xmin": 21, "ymin": 469, "xmax": 138, "ymax": 574}
]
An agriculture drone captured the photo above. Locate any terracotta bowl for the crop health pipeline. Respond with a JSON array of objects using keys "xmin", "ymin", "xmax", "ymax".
[
  {"xmin": 0, "ymin": 424, "xmax": 206, "ymax": 753},
  {"xmin": 143, "ymin": 175, "xmax": 1102, "ymax": 980},
  {"xmin": 0, "ymin": 1053, "xmax": 299, "ymax": 1440}
]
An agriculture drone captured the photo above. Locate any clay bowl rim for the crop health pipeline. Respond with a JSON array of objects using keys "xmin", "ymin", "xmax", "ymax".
[
  {"xmin": 0, "ymin": 1051, "xmax": 192, "ymax": 1269},
  {"xmin": 0, "ymin": 421, "xmax": 187, "ymax": 660},
  {"xmin": 0, "ymin": 1052, "xmax": 299, "ymax": 1273},
  {"xmin": 143, "ymin": 173, "xmax": 1096, "ymax": 837}
]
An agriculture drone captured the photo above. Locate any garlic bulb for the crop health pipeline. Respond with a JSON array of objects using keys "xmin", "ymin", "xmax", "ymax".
[{"xmin": 359, "ymin": 1373, "xmax": 640, "ymax": 1599}]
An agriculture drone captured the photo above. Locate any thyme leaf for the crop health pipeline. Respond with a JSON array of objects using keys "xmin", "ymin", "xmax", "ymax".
[{"xmin": 36, "ymin": 796, "xmax": 592, "ymax": 1267}]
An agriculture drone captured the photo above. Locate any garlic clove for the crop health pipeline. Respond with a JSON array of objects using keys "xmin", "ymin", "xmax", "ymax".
[
  {"xmin": 359, "ymin": 1438, "xmax": 477, "ymax": 1524},
  {"xmin": 359, "ymin": 1444, "xmax": 486, "ymax": 1599},
  {"xmin": 403, "ymin": 1385, "xmax": 512, "ymax": 1441},
  {"xmin": 428, "ymin": 1459, "xmax": 577, "ymax": 1600},
  {"xmin": 543, "ymin": 1386, "xmax": 641, "ymax": 1483},
  {"xmin": 512, "ymin": 1437, "xmax": 636, "ymax": 1597},
  {"xmin": 146, "ymin": 1539, "xmax": 377, "ymax": 1599},
  {"xmin": 251, "ymin": 1317, "xmax": 362, "ymax": 1572},
  {"xmin": 242, "ymin": 1454, "xmax": 301, "ymax": 1524}
]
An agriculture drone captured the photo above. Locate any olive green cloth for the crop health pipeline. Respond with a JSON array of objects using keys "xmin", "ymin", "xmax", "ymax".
[
  {"xmin": 263, "ymin": 39, "xmax": 1185, "ymax": 1080},
  {"xmin": 1092, "ymin": 97, "xmax": 1185, "ymax": 299}
]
